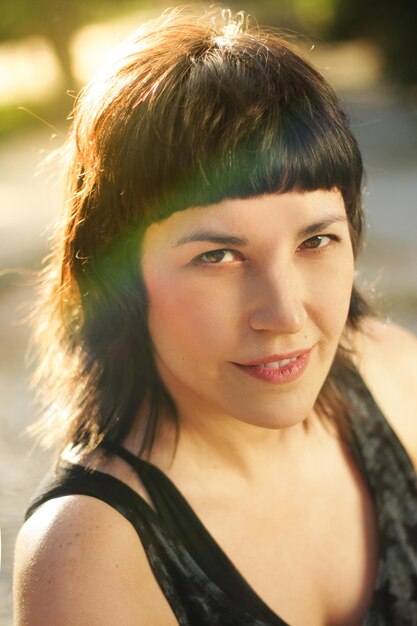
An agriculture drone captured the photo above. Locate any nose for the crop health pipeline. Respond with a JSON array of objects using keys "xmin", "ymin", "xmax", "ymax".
[{"xmin": 248, "ymin": 265, "xmax": 307, "ymax": 334}]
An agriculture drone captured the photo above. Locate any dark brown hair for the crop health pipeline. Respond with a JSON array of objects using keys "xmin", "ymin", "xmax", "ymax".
[{"xmin": 32, "ymin": 6, "xmax": 374, "ymax": 457}]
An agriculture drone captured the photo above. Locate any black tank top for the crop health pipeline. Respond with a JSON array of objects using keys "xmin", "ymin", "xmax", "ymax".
[{"xmin": 25, "ymin": 368, "xmax": 417, "ymax": 625}]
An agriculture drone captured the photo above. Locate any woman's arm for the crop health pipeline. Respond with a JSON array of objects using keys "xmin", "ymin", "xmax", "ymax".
[
  {"xmin": 352, "ymin": 316, "xmax": 417, "ymax": 468},
  {"xmin": 13, "ymin": 494, "xmax": 178, "ymax": 626}
]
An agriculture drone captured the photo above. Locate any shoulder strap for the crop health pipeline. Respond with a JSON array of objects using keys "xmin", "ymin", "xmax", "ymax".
[
  {"xmin": 25, "ymin": 459, "xmax": 287, "ymax": 625},
  {"xmin": 342, "ymin": 365, "xmax": 417, "ymax": 487},
  {"xmin": 341, "ymin": 365, "xmax": 417, "ymax": 622},
  {"xmin": 25, "ymin": 462, "xmax": 156, "ymax": 528},
  {"xmin": 97, "ymin": 438, "xmax": 287, "ymax": 625}
]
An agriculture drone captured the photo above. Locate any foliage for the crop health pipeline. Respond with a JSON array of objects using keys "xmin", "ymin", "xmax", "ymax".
[
  {"xmin": 328, "ymin": 0, "xmax": 417, "ymax": 84},
  {"xmin": 1, "ymin": 0, "xmax": 143, "ymax": 89},
  {"xmin": 0, "ymin": 94, "xmax": 72, "ymax": 138},
  {"xmin": 1, "ymin": 0, "xmax": 415, "ymax": 126}
]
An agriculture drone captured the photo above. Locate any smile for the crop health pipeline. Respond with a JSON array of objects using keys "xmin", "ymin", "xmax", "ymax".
[
  {"xmin": 254, "ymin": 356, "xmax": 298, "ymax": 369},
  {"xmin": 233, "ymin": 349, "xmax": 312, "ymax": 384}
]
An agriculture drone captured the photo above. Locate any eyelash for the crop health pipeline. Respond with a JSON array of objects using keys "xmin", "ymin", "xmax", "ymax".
[
  {"xmin": 194, "ymin": 249, "xmax": 242, "ymax": 265},
  {"xmin": 193, "ymin": 234, "xmax": 342, "ymax": 265},
  {"xmin": 299, "ymin": 233, "xmax": 341, "ymax": 251}
]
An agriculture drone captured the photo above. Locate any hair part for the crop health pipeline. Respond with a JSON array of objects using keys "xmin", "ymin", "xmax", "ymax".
[{"xmin": 31, "ymin": 6, "xmax": 375, "ymax": 459}]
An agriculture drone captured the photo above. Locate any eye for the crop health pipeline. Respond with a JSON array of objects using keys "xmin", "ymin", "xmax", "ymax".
[
  {"xmin": 299, "ymin": 234, "xmax": 341, "ymax": 251},
  {"xmin": 194, "ymin": 249, "xmax": 241, "ymax": 265}
]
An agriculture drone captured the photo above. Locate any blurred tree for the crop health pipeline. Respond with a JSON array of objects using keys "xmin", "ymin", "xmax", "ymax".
[
  {"xmin": 1, "ymin": 0, "xmax": 415, "ymax": 90},
  {"xmin": 0, "ymin": 0, "xmax": 141, "ymax": 92},
  {"xmin": 228, "ymin": 0, "xmax": 416, "ymax": 86},
  {"xmin": 329, "ymin": 0, "xmax": 417, "ymax": 85}
]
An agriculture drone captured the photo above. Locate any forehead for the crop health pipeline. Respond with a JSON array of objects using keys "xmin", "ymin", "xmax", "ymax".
[{"xmin": 144, "ymin": 189, "xmax": 346, "ymax": 247}]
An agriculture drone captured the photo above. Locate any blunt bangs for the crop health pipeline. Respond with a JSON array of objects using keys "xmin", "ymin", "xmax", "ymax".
[
  {"xmin": 91, "ymin": 32, "xmax": 362, "ymax": 241},
  {"xmin": 152, "ymin": 50, "xmax": 361, "ymax": 218}
]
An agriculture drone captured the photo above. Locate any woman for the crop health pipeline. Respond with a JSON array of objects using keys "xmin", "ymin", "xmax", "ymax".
[{"xmin": 14, "ymin": 7, "xmax": 417, "ymax": 625}]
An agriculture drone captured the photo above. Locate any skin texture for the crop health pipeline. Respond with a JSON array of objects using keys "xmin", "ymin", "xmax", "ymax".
[
  {"xmin": 14, "ymin": 190, "xmax": 417, "ymax": 625},
  {"xmin": 141, "ymin": 190, "xmax": 354, "ymax": 446},
  {"xmin": 13, "ymin": 494, "xmax": 179, "ymax": 626}
]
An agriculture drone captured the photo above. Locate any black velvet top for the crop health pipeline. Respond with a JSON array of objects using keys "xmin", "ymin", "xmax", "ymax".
[{"xmin": 26, "ymin": 368, "xmax": 417, "ymax": 625}]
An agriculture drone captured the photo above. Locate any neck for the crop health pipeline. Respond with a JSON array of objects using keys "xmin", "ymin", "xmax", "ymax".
[{"xmin": 162, "ymin": 406, "xmax": 335, "ymax": 488}]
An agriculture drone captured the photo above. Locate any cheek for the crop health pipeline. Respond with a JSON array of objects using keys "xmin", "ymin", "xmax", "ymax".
[
  {"xmin": 145, "ymin": 273, "xmax": 236, "ymax": 356},
  {"xmin": 311, "ymin": 254, "xmax": 355, "ymax": 331}
]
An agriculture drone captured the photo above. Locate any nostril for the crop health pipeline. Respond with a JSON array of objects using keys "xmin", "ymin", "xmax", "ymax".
[{"xmin": 248, "ymin": 297, "xmax": 307, "ymax": 333}]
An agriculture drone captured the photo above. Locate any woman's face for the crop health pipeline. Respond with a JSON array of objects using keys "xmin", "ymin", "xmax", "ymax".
[{"xmin": 141, "ymin": 190, "xmax": 355, "ymax": 430}]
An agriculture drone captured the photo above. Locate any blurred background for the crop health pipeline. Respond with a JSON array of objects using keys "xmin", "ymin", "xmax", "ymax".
[{"xmin": 1, "ymin": 1, "xmax": 416, "ymax": 622}]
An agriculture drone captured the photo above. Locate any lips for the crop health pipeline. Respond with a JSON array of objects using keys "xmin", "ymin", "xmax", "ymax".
[
  {"xmin": 233, "ymin": 348, "xmax": 312, "ymax": 385},
  {"xmin": 237, "ymin": 348, "xmax": 312, "ymax": 368},
  {"xmin": 252, "ymin": 356, "xmax": 299, "ymax": 369}
]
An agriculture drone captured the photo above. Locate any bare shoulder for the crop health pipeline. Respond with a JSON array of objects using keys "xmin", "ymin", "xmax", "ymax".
[
  {"xmin": 354, "ymin": 315, "xmax": 417, "ymax": 354},
  {"xmin": 14, "ymin": 494, "xmax": 177, "ymax": 626},
  {"xmin": 352, "ymin": 316, "xmax": 417, "ymax": 381},
  {"xmin": 349, "ymin": 316, "xmax": 417, "ymax": 466}
]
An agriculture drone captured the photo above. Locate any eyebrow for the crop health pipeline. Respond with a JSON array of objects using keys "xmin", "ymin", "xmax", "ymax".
[
  {"xmin": 173, "ymin": 231, "xmax": 249, "ymax": 247},
  {"xmin": 298, "ymin": 214, "xmax": 348, "ymax": 238},
  {"xmin": 173, "ymin": 214, "xmax": 348, "ymax": 247}
]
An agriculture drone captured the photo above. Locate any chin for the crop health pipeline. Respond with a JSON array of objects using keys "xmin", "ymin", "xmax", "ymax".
[{"xmin": 224, "ymin": 396, "xmax": 318, "ymax": 431}]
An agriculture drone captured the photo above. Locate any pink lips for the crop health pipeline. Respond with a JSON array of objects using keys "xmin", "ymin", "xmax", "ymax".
[{"xmin": 233, "ymin": 349, "xmax": 312, "ymax": 385}]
